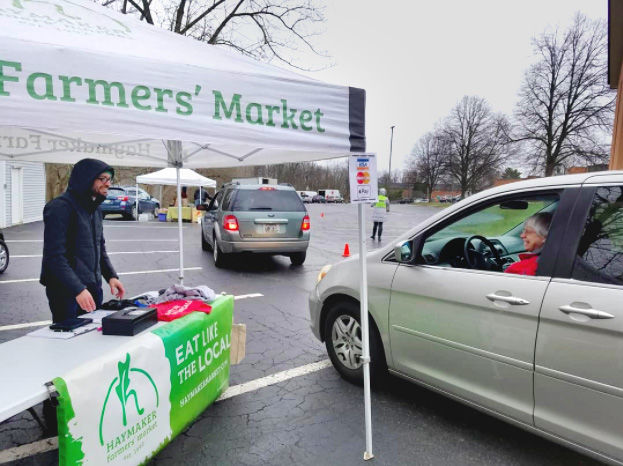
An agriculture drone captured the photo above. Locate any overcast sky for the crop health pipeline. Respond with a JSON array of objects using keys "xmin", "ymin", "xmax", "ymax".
[{"xmin": 303, "ymin": 0, "xmax": 609, "ymax": 176}]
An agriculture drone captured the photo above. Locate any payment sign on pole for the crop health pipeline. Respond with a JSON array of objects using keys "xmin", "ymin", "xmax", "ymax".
[
  {"xmin": 348, "ymin": 152, "xmax": 377, "ymax": 460},
  {"xmin": 349, "ymin": 153, "xmax": 378, "ymax": 203}
]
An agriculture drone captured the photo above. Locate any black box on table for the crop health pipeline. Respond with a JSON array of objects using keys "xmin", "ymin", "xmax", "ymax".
[{"xmin": 102, "ymin": 307, "xmax": 157, "ymax": 336}]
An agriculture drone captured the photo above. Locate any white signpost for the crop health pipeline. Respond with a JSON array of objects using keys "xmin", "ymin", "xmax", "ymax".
[{"xmin": 348, "ymin": 153, "xmax": 377, "ymax": 460}]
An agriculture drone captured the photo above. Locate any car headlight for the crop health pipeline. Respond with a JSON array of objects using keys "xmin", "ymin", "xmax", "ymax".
[{"xmin": 317, "ymin": 264, "xmax": 332, "ymax": 284}]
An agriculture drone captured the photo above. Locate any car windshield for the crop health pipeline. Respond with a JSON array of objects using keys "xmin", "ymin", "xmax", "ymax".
[
  {"xmin": 231, "ymin": 189, "xmax": 305, "ymax": 212},
  {"xmin": 429, "ymin": 197, "xmax": 558, "ymax": 241}
]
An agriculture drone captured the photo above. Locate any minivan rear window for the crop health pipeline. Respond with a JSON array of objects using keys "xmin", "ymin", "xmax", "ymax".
[{"xmin": 231, "ymin": 190, "xmax": 305, "ymax": 212}]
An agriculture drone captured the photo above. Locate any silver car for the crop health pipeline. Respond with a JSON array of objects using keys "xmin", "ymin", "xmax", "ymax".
[
  {"xmin": 309, "ymin": 171, "xmax": 623, "ymax": 464},
  {"xmin": 200, "ymin": 183, "xmax": 310, "ymax": 267}
]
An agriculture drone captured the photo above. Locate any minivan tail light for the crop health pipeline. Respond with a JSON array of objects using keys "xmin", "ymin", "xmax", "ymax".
[
  {"xmin": 258, "ymin": 187, "xmax": 275, "ymax": 191},
  {"xmin": 223, "ymin": 215, "xmax": 239, "ymax": 231},
  {"xmin": 117, "ymin": 196, "xmax": 129, "ymax": 201},
  {"xmin": 301, "ymin": 215, "xmax": 311, "ymax": 231}
]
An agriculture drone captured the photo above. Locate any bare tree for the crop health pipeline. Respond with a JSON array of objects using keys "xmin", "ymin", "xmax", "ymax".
[
  {"xmin": 103, "ymin": 0, "xmax": 327, "ymax": 69},
  {"xmin": 441, "ymin": 96, "xmax": 511, "ymax": 198},
  {"xmin": 408, "ymin": 130, "xmax": 447, "ymax": 200},
  {"xmin": 255, "ymin": 159, "xmax": 350, "ymax": 197},
  {"xmin": 514, "ymin": 14, "xmax": 615, "ymax": 176}
]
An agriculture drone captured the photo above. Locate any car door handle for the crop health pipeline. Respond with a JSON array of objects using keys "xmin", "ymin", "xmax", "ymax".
[
  {"xmin": 486, "ymin": 293, "xmax": 530, "ymax": 305},
  {"xmin": 558, "ymin": 305, "xmax": 615, "ymax": 319}
]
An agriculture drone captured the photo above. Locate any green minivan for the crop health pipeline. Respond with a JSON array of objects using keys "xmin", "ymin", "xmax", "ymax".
[{"xmin": 199, "ymin": 183, "xmax": 310, "ymax": 267}]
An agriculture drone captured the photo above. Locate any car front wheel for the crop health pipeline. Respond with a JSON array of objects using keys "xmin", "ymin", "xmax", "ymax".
[
  {"xmin": 213, "ymin": 236, "xmax": 228, "ymax": 268},
  {"xmin": 201, "ymin": 229, "xmax": 212, "ymax": 251},
  {"xmin": 324, "ymin": 300, "xmax": 387, "ymax": 385},
  {"xmin": 0, "ymin": 241, "xmax": 9, "ymax": 274}
]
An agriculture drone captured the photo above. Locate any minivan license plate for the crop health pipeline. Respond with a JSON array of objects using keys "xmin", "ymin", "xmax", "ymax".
[{"xmin": 261, "ymin": 224, "xmax": 282, "ymax": 233}]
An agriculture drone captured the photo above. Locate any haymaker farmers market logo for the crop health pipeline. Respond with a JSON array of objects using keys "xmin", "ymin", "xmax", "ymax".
[
  {"xmin": 99, "ymin": 354, "xmax": 159, "ymax": 459},
  {"xmin": 2, "ymin": 0, "xmax": 132, "ymax": 37}
]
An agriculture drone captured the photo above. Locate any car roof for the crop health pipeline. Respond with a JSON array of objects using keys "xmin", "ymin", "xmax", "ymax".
[{"xmin": 230, "ymin": 184, "xmax": 296, "ymax": 191}]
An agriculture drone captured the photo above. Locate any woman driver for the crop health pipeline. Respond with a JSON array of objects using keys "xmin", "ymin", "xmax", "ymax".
[{"xmin": 504, "ymin": 212, "xmax": 553, "ymax": 276}]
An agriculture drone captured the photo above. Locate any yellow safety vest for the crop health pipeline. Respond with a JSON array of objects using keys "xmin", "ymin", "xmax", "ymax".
[{"xmin": 373, "ymin": 195, "xmax": 388, "ymax": 208}]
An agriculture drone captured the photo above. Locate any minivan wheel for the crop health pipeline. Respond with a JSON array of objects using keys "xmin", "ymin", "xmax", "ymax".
[
  {"xmin": 213, "ymin": 237, "xmax": 228, "ymax": 268},
  {"xmin": 0, "ymin": 241, "xmax": 9, "ymax": 274},
  {"xmin": 290, "ymin": 251, "xmax": 306, "ymax": 266},
  {"xmin": 131, "ymin": 206, "xmax": 138, "ymax": 220},
  {"xmin": 324, "ymin": 300, "xmax": 387, "ymax": 385},
  {"xmin": 201, "ymin": 229, "xmax": 211, "ymax": 251}
]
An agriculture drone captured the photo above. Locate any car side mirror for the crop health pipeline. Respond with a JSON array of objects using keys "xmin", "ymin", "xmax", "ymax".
[{"xmin": 394, "ymin": 240, "xmax": 413, "ymax": 263}]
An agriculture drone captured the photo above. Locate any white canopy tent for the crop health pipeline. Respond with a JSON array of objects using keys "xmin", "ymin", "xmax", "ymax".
[
  {"xmin": 0, "ymin": 0, "xmax": 373, "ymax": 459},
  {"xmin": 136, "ymin": 168, "xmax": 216, "ymax": 188},
  {"xmin": 136, "ymin": 167, "xmax": 216, "ymax": 210},
  {"xmin": 135, "ymin": 168, "xmax": 217, "ymax": 259}
]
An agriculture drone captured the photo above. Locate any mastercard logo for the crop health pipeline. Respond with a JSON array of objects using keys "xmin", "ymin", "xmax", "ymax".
[{"xmin": 356, "ymin": 170, "xmax": 370, "ymax": 185}]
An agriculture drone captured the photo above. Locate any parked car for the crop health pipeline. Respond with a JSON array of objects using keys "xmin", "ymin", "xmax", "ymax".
[
  {"xmin": 311, "ymin": 194, "xmax": 326, "ymax": 204},
  {"xmin": 309, "ymin": 171, "xmax": 623, "ymax": 464},
  {"xmin": 398, "ymin": 198, "xmax": 413, "ymax": 204},
  {"xmin": 0, "ymin": 231, "xmax": 8, "ymax": 274},
  {"xmin": 125, "ymin": 187, "xmax": 160, "ymax": 208},
  {"xmin": 100, "ymin": 186, "xmax": 160, "ymax": 220},
  {"xmin": 198, "ymin": 183, "xmax": 310, "ymax": 267}
]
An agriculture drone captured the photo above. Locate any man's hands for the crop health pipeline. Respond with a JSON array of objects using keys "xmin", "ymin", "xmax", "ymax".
[
  {"xmin": 76, "ymin": 289, "xmax": 96, "ymax": 312},
  {"xmin": 75, "ymin": 279, "xmax": 125, "ymax": 312},
  {"xmin": 109, "ymin": 278, "xmax": 125, "ymax": 299}
]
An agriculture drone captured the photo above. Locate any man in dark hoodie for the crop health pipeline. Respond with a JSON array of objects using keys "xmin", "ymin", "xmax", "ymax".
[{"xmin": 40, "ymin": 158, "xmax": 125, "ymax": 322}]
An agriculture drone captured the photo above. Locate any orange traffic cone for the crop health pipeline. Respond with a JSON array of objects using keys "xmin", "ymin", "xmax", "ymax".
[
  {"xmin": 342, "ymin": 243, "xmax": 350, "ymax": 257},
  {"xmin": 320, "ymin": 212, "xmax": 325, "ymax": 218}
]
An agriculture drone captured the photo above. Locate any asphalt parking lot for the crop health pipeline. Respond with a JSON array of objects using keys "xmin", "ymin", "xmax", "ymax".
[{"xmin": 0, "ymin": 204, "xmax": 600, "ymax": 465}]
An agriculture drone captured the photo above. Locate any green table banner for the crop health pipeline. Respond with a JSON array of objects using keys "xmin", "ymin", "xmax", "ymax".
[{"xmin": 53, "ymin": 295, "xmax": 233, "ymax": 465}]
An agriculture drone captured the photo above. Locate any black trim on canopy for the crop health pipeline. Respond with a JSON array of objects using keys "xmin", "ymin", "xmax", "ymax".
[{"xmin": 349, "ymin": 87, "xmax": 366, "ymax": 152}]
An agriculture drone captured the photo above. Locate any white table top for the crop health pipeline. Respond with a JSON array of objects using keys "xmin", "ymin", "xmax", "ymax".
[{"xmin": 0, "ymin": 323, "xmax": 164, "ymax": 423}]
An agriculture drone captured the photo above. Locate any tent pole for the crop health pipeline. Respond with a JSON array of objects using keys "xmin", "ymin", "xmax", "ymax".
[
  {"xmin": 358, "ymin": 202, "xmax": 374, "ymax": 460},
  {"xmin": 176, "ymin": 167, "xmax": 184, "ymax": 286}
]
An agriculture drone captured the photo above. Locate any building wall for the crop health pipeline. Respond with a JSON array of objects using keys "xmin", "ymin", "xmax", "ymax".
[
  {"xmin": 2, "ymin": 161, "xmax": 46, "ymax": 228},
  {"xmin": 0, "ymin": 162, "xmax": 5, "ymax": 228}
]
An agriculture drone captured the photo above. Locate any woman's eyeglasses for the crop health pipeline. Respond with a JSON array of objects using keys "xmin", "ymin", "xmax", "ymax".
[{"xmin": 96, "ymin": 176, "xmax": 113, "ymax": 184}]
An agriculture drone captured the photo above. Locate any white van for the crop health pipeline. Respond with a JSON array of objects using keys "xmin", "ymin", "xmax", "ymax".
[
  {"xmin": 298, "ymin": 191, "xmax": 317, "ymax": 203},
  {"xmin": 318, "ymin": 189, "xmax": 343, "ymax": 203}
]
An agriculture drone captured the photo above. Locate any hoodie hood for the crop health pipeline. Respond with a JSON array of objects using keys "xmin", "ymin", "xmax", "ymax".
[{"xmin": 67, "ymin": 158, "xmax": 114, "ymax": 209}]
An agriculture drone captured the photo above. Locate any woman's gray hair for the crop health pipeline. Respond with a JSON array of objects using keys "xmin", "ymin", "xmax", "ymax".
[{"xmin": 525, "ymin": 212, "xmax": 553, "ymax": 238}]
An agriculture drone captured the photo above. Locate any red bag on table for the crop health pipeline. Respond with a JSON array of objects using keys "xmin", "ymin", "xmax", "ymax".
[{"xmin": 155, "ymin": 300, "xmax": 212, "ymax": 321}]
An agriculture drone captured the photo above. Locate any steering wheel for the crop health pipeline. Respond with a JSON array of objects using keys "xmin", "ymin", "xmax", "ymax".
[{"xmin": 463, "ymin": 235, "xmax": 501, "ymax": 270}]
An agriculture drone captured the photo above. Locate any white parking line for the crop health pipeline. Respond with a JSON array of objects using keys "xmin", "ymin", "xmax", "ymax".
[
  {"xmin": 12, "ymin": 251, "xmax": 180, "ymax": 258},
  {"xmin": 0, "ymin": 293, "xmax": 264, "ymax": 332},
  {"xmin": 0, "ymin": 437, "xmax": 58, "ymax": 464},
  {"xmin": 0, "ymin": 320, "xmax": 52, "ymax": 331},
  {"xmin": 217, "ymin": 359, "xmax": 332, "ymax": 401},
  {"xmin": 6, "ymin": 239, "xmax": 179, "ymax": 243},
  {"xmin": 104, "ymin": 225, "xmax": 187, "ymax": 229},
  {"xmin": 0, "ymin": 267, "xmax": 203, "ymax": 284},
  {"xmin": 233, "ymin": 293, "xmax": 264, "ymax": 300},
  {"xmin": 0, "ymin": 359, "xmax": 332, "ymax": 463}
]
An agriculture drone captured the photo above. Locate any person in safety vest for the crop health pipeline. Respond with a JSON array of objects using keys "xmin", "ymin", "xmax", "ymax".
[
  {"xmin": 504, "ymin": 212, "xmax": 552, "ymax": 276},
  {"xmin": 370, "ymin": 188, "xmax": 390, "ymax": 241}
]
